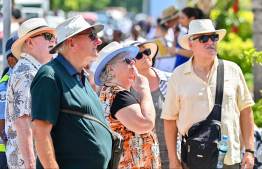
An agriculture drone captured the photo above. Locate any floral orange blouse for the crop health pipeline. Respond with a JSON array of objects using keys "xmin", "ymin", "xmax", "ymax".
[{"xmin": 99, "ymin": 85, "xmax": 161, "ymax": 169}]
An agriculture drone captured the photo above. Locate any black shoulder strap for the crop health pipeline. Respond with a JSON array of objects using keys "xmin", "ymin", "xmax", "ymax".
[
  {"xmin": 215, "ymin": 59, "xmax": 224, "ymax": 106},
  {"xmin": 60, "ymin": 109, "xmax": 112, "ymax": 135}
]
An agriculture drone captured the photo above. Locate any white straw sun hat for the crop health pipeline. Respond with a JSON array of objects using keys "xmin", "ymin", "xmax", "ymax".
[
  {"xmin": 179, "ymin": 19, "xmax": 226, "ymax": 50},
  {"xmin": 49, "ymin": 15, "xmax": 104, "ymax": 54},
  {"xmin": 94, "ymin": 41, "xmax": 139, "ymax": 86},
  {"xmin": 11, "ymin": 18, "xmax": 55, "ymax": 59}
]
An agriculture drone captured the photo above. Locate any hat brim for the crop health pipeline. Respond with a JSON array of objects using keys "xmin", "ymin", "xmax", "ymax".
[
  {"xmin": 94, "ymin": 46, "xmax": 139, "ymax": 86},
  {"xmin": 49, "ymin": 24, "xmax": 104, "ymax": 54},
  {"xmin": 160, "ymin": 12, "xmax": 180, "ymax": 25},
  {"xmin": 179, "ymin": 29, "xmax": 227, "ymax": 50},
  {"xmin": 137, "ymin": 41, "xmax": 159, "ymax": 59},
  {"xmin": 11, "ymin": 28, "xmax": 56, "ymax": 59}
]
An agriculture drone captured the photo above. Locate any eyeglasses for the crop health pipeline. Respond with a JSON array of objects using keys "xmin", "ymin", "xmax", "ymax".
[
  {"xmin": 136, "ymin": 48, "xmax": 151, "ymax": 60},
  {"xmin": 116, "ymin": 57, "xmax": 136, "ymax": 64},
  {"xmin": 77, "ymin": 32, "xmax": 97, "ymax": 41},
  {"xmin": 31, "ymin": 33, "xmax": 55, "ymax": 41},
  {"xmin": 192, "ymin": 34, "xmax": 219, "ymax": 43}
]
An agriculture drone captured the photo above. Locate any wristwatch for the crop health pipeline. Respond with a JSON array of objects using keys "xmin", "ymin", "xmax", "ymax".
[{"xmin": 245, "ymin": 149, "xmax": 255, "ymax": 155}]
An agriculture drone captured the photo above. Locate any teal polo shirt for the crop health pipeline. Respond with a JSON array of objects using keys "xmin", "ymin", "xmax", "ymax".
[{"xmin": 31, "ymin": 54, "xmax": 112, "ymax": 169}]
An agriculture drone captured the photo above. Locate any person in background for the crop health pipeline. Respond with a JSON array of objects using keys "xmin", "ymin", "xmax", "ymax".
[
  {"xmin": 163, "ymin": 7, "xmax": 203, "ymax": 68},
  {"xmin": 112, "ymin": 29, "xmax": 123, "ymax": 44},
  {"xmin": 0, "ymin": 35, "xmax": 19, "ymax": 169},
  {"xmin": 124, "ymin": 24, "xmax": 146, "ymax": 44},
  {"xmin": 95, "ymin": 42, "xmax": 161, "ymax": 168},
  {"xmin": 5, "ymin": 18, "xmax": 55, "ymax": 168},
  {"xmin": 128, "ymin": 41, "xmax": 180, "ymax": 169},
  {"xmin": 31, "ymin": 15, "xmax": 112, "ymax": 169},
  {"xmin": 161, "ymin": 19, "xmax": 254, "ymax": 169}
]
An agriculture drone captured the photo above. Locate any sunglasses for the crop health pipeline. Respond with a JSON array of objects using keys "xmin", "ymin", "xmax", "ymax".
[
  {"xmin": 136, "ymin": 48, "xmax": 151, "ymax": 60},
  {"xmin": 31, "ymin": 33, "xmax": 55, "ymax": 41},
  {"xmin": 116, "ymin": 57, "xmax": 136, "ymax": 64},
  {"xmin": 192, "ymin": 34, "xmax": 219, "ymax": 43},
  {"xmin": 77, "ymin": 32, "xmax": 97, "ymax": 41}
]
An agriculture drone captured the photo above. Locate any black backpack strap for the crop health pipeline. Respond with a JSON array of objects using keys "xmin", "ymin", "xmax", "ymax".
[
  {"xmin": 215, "ymin": 59, "xmax": 224, "ymax": 106},
  {"xmin": 60, "ymin": 109, "xmax": 112, "ymax": 135}
]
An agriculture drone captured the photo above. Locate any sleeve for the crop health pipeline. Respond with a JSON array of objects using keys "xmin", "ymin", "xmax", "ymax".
[
  {"xmin": 236, "ymin": 66, "xmax": 255, "ymax": 111},
  {"xmin": 13, "ymin": 72, "xmax": 35, "ymax": 118},
  {"xmin": 160, "ymin": 72, "xmax": 180, "ymax": 120},
  {"xmin": 110, "ymin": 90, "xmax": 139, "ymax": 119},
  {"xmin": 31, "ymin": 70, "xmax": 61, "ymax": 126}
]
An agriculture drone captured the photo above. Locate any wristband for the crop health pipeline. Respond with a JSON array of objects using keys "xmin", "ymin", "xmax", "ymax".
[
  {"xmin": 175, "ymin": 48, "xmax": 179, "ymax": 54},
  {"xmin": 245, "ymin": 149, "xmax": 255, "ymax": 154}
]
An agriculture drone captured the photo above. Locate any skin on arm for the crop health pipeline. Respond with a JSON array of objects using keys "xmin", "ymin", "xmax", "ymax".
[
  {"xmin": 15, "ymin": 114, "xmax": 35, "ymax": 168},
  {"xmin": 163, "ymin": 46, "xmax": 193, "ymax": 58},
  {"xmin": 164, "ymin": 120, "xmax": 182, "ymax": 169},
  {"xmin": 33, "ymin": 119, "xmax": 59, "ymax": 169},
  {"xmin": 0, "ymin": 119, "xmax": 6, "ymax": 146},
  {"xmin": 240, "ymin": 106, "xmax": 254, "ymax": 169},
  {"xmin": 117, "ymin": 67, "xmax": 155, "ymax": 134}
]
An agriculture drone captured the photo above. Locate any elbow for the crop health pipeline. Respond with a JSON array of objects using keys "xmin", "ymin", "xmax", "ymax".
[{"xmin": 134, "ymin": 119, "xmax": 155, "ymax": 134}]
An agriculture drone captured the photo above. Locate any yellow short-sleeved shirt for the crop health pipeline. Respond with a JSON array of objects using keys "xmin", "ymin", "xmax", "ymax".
[{"xmin": 161, "ymin": 56, "xmax": 255, "ymax": 165}]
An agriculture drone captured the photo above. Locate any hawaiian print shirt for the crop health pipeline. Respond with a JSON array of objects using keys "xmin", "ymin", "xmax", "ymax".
[
  {"xmin": 5, "ymin": 53, "xmax": 41, "ymax": 168},
  {"xmin": 99, "ymin": 86, "xmax": 161, "ymax": 169}
]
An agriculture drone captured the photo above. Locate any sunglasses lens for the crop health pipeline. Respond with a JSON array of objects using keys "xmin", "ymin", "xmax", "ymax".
[
  {"xmin": 136, "ymin": 53, "xmax": 143, "ymax": 60},
  {"xmin": 44, "ymin": 33, "xmax": 55, "ymax": 41},
  {"xmin": 144, "ymin": 48, "xmax": 151, "ymax": 56},
  {"xmin": 199, "ymin": 34, "xmax": 219, "ymax": 43},
  {"xmin": 124, "ymin": 58, "xmax": 136, "ymax": 64},
  {"xmin": 89, "ymin": 32, "xmax": 97, "ymax": 41},
  {"xmin": 200, "ymin": 36, "xmax": 208, "ymax": 43}
]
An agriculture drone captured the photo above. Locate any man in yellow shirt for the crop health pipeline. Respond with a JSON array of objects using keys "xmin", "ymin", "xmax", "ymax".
[{"xmin": 161, "ymin": 19, "xmax": 255, "ymax": 169}]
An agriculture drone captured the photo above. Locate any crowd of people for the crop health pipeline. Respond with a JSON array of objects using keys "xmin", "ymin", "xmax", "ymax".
[{"xmin": 0, "ymin": 5, "xmax": 261, "ymax": 169}]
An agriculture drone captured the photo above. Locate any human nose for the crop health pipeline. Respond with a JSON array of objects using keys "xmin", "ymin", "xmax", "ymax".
[
  {"xmin": 206, "ymin": 37, "xmax": 214, "ymax": 44},
  {"xmin": 94, "ymin": 37, "xmax": 102, "ymax": 45}
]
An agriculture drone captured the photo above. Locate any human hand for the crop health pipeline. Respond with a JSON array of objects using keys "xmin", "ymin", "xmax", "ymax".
[
  {"xmin": 128, "ymin": 66, "xmax": 149, "ymax": 92},
  {"xmin": 241, "ymin": 152, "xmax": 254, "ymax": 169}
]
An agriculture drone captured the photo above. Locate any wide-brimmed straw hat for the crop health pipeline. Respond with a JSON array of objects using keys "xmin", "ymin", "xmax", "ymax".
[
  {"xmin": 179, "ymin": 19, "xmax": 226, "ymax": 50},
  {"xmin": 94, "ymin": 41, "xmax": 139, "ymax": 86},
  {"xmin": 160, "ymin": 6, "xmax": 180, "ymax": 25},
  {"xmin": 49, "ymin": 15, "xmax": 104, "ymax": 54},
  {"xmin": 11, "ymin": 18, "xmax": 55, "ymax": 59},
  {"xmin": 128, "ymin": 41, "xmax": 159, "ymax": 59}
]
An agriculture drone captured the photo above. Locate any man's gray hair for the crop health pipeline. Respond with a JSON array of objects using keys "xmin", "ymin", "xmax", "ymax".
[
  {"xmin": 55, "ymin": 41, "xmax": 67, "ymax": 53},
  {"xmin": 100, "ymin": 51, "xmax": 131, "ymax": 84}
]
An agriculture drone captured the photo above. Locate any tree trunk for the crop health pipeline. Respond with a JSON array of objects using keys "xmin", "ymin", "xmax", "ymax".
[{"xmin": 253, "ymin": 0, "xmax": 262, "ymax": 102}]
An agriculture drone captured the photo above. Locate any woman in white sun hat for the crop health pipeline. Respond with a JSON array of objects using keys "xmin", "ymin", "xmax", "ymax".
[{"xmin": 95, "ymin": 41, "xmax": 161, "ymax": 168}]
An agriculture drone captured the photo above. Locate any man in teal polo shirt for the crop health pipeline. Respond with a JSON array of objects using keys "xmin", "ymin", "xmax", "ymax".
[{"xmin": 31, "ymin": 15, "xmax": 112, "ymax": 168}]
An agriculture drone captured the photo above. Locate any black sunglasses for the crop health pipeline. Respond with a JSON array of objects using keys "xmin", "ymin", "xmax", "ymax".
[
  {"xmin": 77, "ymin": 32, "xmax": 97, "ymax": 41},
  {"xmin": 136, "ymin": 48, "xmax": 151, "ymax": 60},
  {"xmin": 116, "ymin": 57, "xmax": 136, "ymax": 64},
  {"xmin": 31, "ymin": 33, "xmax": 55, "ymax": 41},
  {"xmin": 192, "ymin": 34, "xmax": 219, "ymax": 43}
]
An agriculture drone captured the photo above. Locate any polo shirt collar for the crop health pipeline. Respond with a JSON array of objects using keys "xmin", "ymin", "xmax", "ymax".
[
  {"xmin": 20, "ymin": 53, "xmax": 42, "ymax": 70},
  {"xmin": 183, "ymin": 55, "xmax": 219, "ymax": 75},
  {"xmin": 56, "ymin": 53, "xmax": 79, "ymax": 76}
]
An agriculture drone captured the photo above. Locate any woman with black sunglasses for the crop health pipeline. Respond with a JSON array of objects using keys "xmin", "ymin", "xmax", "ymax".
[
  {"xmin": 128, "ymin": 41, "xmax": 174, "ymax": 169},
  {"xmin": 94, "ymin": 42, "xmax": 161, "ymax": 169}
]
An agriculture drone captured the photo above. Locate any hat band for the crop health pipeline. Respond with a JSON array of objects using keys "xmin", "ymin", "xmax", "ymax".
[
  {"xmin": 163, "ymin": 11, "xmax": 179, "ymax": 21},
  {"xmin": 27, "ymin": 25, "xmax": 49, "ymax": 34},
  {"xmin": 5, "ymin": 49, "xmax": 12, "ymax": 56}
]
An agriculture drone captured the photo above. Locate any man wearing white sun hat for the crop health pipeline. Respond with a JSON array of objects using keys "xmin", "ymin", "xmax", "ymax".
[
  {"xmin": 5, "ymin": 18, "xmax": 55, "ymax": 168},
  {"xmin": 161, "ymin": 19, "xmax": 255, "ymax": 169},
  {"xmin": 31, "ymin": 15, "xmax": 112, "ymax": 169}
]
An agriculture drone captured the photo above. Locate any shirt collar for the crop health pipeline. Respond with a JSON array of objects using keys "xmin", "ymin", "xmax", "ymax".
[
  {"xmin": 56, "ymin": 53, "xmax": 79, "ymax": 76},
  {"xmin": 151, "ymin": 67, "xmax": 168, "ymax": 82},
  {"xmin": 183, "ymin": 55, "xmax": 219, "ymax": 75},
  {"xmin": 20, "ymin": 53, "xmax": 42, "ymax": 70},
  {"xmin": 6, "ymin": 67, "xmax": 12, "ymax": 76}
]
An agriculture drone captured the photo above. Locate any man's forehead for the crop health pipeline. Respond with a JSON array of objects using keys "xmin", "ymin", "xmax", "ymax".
[{"xmin": 193, "ymin": 32, "xmax": 216, "ymax": 37}]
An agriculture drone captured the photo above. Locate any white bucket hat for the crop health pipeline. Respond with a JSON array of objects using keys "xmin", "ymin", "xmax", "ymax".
[
  {"xmin": 49, "ymin": 15, "xmax": 104, "ymax": 54},
  {"xmin": 11, "ymin": 18, "xmax": 55, "ymax": 59},
  {"xmin": 179, "ymin": 19, "xmax": 226, "ymax": 50},
  {"xmin": 94, "ymin": 41, "xmax": 139, "ymax": 86}
]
